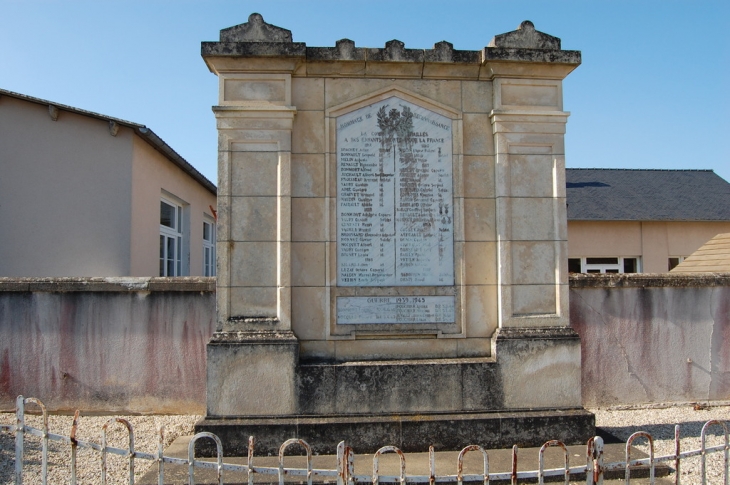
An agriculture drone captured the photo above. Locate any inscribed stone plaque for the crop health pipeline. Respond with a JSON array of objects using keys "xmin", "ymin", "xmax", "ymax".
[
  {"xmin": 337, "ymin": 97, "xmax": 454, "ymax": 290},
  {"xmin": 337, "ymin": 296, "xmax": 456, "ymax": 324}
]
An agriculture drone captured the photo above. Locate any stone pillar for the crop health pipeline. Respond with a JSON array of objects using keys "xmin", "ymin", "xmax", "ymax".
[
  {"xmin": 204, "ymin": 15, "xmax": 302, "ymax": 416},
  {"xmin": 486, "ymin": 21, "xmax": 582, "ymax": 409}
]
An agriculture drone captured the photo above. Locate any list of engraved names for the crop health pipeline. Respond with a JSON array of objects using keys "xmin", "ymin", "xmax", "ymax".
[{"xmin": 337, "ymin": 97, "xmax": 454, "ymax": 288}]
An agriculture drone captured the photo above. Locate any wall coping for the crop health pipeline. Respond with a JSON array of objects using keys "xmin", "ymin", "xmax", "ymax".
[
  {"xmin": 0, "ymin": 277, "xmax": 215, "ymax": 292},
  {"xmin": 569, "ymin": 273, "xmax": 730, "ymax": 289},
  {"xmin": 4, "ymin": 275, "xmax": 728, "ymax": 291}
]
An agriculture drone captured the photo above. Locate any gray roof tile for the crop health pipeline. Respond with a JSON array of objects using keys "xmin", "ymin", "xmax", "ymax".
[{"xmin": 566, "ymin": 169, "xmax": 730, "ymax": 221}]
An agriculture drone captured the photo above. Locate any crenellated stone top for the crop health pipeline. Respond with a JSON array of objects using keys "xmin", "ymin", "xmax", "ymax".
[
  {"xmin": 220, "ymin": 13, "xmax": 293, "ymax": 42},
  {"xmin": 488, "ymin": 20, "xmax": 561, "ymax": 50},
  {"xmin": 202, "ymin": 14, "xmax": 580, "ymax": 68}
]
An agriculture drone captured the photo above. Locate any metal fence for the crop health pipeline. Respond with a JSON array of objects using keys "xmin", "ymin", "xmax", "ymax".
[{"xmin": 2, "ymin": 396, "xmax": 729, "ymax": 485}]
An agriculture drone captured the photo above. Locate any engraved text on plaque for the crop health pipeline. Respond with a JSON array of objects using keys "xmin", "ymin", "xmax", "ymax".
[{"xmin": 336, "ymin": 97, "xmax": 455, "ymax": 324}]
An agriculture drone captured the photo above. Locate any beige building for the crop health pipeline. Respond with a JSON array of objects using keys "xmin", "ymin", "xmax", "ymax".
[
  {"xmin": 0, "ymin": 88, "xmax": 217, "ymax": 277},
  {"xmin": 567, "ymin": 169, "xmax": 730, "ymax": 273},
  {"xmin": 671, "ymin": 232, "xmax": 730, "ymax": 273}
]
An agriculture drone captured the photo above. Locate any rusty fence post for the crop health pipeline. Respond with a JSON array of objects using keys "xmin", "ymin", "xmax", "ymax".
[
  {"xmin": 457, "ymin": 444, "xmax": 489, "ymax": 485},
  {"xmin": 14, "ymin": 395, "xmax": 24, "ymax": 485},
  {"xmin": 188, "ymin": 432, "xmax": 223, "ymax": 485},
  {"xmin": 700, "ymin": 420, "xmax": 729, "ymax": 485},
  {"xmin": 537, "ymin": 440, "xmax": 569, "ymax": 485},
  {"xmin": 279, "ymin": 439, "xmax": 313, "ymax": 485},
  {"xmin": 625, "ymin": 431, "xmax": 654, "ymax": 485},
  {"xmin": 101, "ymin": 417, "xmax": 135, "ymax": 485}
]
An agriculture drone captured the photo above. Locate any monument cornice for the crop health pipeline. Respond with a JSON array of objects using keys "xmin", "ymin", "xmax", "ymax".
[
  {"xmin": 212, "ymin": 105, "xmax": 297, "ymax": 115},
  {"xmin": 202, "ymin": 45, "xmax": 580, "ymax": 65},
  {"xmin": 208, "ymin": 329, "xmax": 299, "ymax": 345},
  {"xmin": 202, "ymin": 17, "xmax": 581, "ymax": 80},
  {"xmin": 490, "ymin": 109, "xmax": 571, "ymax": 118},
  {"xmin": 202, "ymin": 51, "xmax": 580, "ymax": 81}
]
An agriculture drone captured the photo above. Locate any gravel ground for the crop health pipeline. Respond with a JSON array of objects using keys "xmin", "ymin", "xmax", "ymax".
[
  {"xmin": 0, "ymin": 413, "xmax": 201, "ymax": 484},
  {"xmin": 592, "ymin": 404, "xmax": 730, "ymax": 484},
  {"xmin": 1, "ymin": 404, "xmax": 729, "ymax": 484}
]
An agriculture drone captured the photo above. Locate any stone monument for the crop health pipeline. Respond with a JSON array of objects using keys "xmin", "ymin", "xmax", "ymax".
[{"xmin": 197, "ymin": 14, "xmax": 593, "ymax": 454}]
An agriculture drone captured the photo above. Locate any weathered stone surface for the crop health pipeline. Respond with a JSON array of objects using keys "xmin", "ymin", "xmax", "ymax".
[
  {"xmin": 195, "ymin": 409, "xmax": 595, "ymax": 455},
  {"xmin": 367, "ymin": 40, "xmax": 425, "ymax": 63},
  {"xmin": 0, "ymin": 284, "xmax": 215, "ymax": 414},
  {"xmin": 495, "ymin": 327, "xmax": 583, "ymax": 409},
  {"xmin": 203, "ymin": 14, "xmax": 580, "ymax": 69},
  {"xmin": 0, "ymin": 276, "xmax": 214, "ymax": 292},
  {"xmin": 307, "ymin": 39, "xmax": 366, "ymax": 61},
  {"xmin": 570, "ymin": 272, "xmax": 730, "ymax": 288},
  {"xmin": 489, "ymin": 20, "xmax": 561, "ymax": 50},
  {"xmin": 297, "ymin": 359, "xmax": 503, "ymax": 415},
  {"xmin": 0, "ymin": 279, "xmax": 30, "ymax": 291},
  {"xmin": 201, "ymin": 41, "xmax": 306, "ymax": 58},
  {"xmin": 146, "ymin": 277, "xmax": 215, "ymax": 292},
  {"xmin": 571, "ymin": 282, "xmax": 730, "ymax": 406},
  {"xmin": 208, "ymin": 328, "xmax": 294, "ymax": 343},
  {"xmin": 196, "ymin": 416, "xmax": 298, "ymax": 456},
  {"xmin": 495, "ymin": 326, "xmax": 579, "ymax": 340},
  {"xmin": 220, "ymin": 13, "xmax": 293, "ymax": 43},
  {"xmin": 483, "ymin": 47, "xmax": 582, "ymax": 65},
  {"xmin": 203, "ymin": 12, "xmax": 303, "ymax": 62},
  {"xmin": 206, "ymin": 330, "xmax": 299, "ymax": 416},
  {"xmin": 424, "ymin": 41, "xmax": 480, "ymax": 64},
  {"xmin": 497, "ymin": 409, "xmax": 594, "ymax": 448}
]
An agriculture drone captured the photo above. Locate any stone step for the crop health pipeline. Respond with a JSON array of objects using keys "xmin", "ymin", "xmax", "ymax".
[{"xmin": 195, "ymin": 409, "xmax": 595, "ymax": 456}]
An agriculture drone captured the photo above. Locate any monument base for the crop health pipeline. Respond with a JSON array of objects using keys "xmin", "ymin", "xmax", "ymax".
[
  {"xmin": 199, "ymin": 327, "xmax": 593, "ymax": 456},
  {"xmin": 195, "ymin": 408, "xmax": 595, "ymax": 456}
]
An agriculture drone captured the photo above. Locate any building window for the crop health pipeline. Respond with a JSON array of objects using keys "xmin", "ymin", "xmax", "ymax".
[
  {"xmin": 568, "ymin": 258, "xmax": 582, "ymax": 273},
  {"xmin": 622, "ymin": 257, "xmax": 638, "ymax": 273},
  {"xmin": 668, "ymin": 257, "xmax": 686, "ymax": 271},
  {"xmin": 203, "ymin": 218, "xmax": 216, "ymax": 276},
  {"xmin": 568, "ymin": 257, "xmax": 640, "ymax": 274},
  {"xmin": 160, "ymin": 198, "xmax": 183, "ymax": 276}
]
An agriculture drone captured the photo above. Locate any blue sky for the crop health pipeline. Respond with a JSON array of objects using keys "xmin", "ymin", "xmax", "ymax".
[{"xmin": 1, "ymin": 1, "xmax": 728, "ymax": 183}]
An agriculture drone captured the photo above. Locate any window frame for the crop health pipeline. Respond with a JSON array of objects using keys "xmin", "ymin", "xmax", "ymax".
[
  {"xmin": 203, "ymin": 216, "xmax": 216, "ymax": 277},
  {"xmin": 668, "ymin": 256, "xmax": 686, "ymax": 271},
  {"xmin": 568, "ymin": 256, "xmax": 641, "ymax": 274},
  {"xmin": 160, "ymin": 197, "xmax": 183, "ymax": 276}
]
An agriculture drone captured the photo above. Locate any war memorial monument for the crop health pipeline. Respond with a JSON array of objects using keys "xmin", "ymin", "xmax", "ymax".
[{"xmin": 196, "ymin": 14, "xmax": 594, "ymax": 454}]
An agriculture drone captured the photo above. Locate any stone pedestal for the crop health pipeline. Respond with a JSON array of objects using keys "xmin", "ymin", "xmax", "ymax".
[
  {"xmin": 198, "ymin": 14, "xmax": 592, "ymax": 455},
  {"xmin": 206, "ymin": 330, "xmax": 299, "ymax": 417},
  {"xmin": 197, "ymin": 326, "xmax": 590, "ymax": 454}
]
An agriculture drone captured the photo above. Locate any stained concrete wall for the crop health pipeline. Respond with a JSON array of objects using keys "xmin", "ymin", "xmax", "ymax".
[
  {"xmin": 2, "ymin": 275, "xmax": 728, "ymax": 413},
  {"xmin": 0, "ymin": 277, "xmax": 215, "ymax": 414},
  {"xmin": 570, "ymin": 273, "xmax": 730, "ymax": 407}
]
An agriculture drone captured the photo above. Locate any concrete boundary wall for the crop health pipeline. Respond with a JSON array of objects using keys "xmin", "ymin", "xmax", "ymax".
[
  {"xmin": 1, "ymin": 275, "xmax": 728, "ymax": 412},
  {"xmin": 0, "ymin": 277, "xmax": 215, "ymax": 414},
  {"xmin": 570, "ymin": 273, "xmax": 730, "ymax": 408}
]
